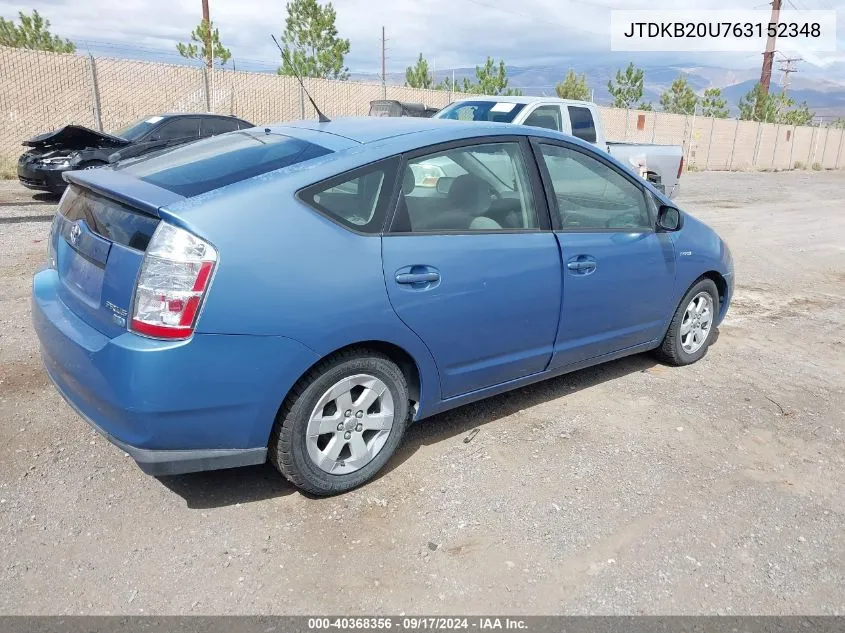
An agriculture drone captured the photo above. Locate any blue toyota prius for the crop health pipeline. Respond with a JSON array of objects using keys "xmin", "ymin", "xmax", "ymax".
[{"xmin": 32, "ymin": 117, "xmax": 733, "ymax": 495}]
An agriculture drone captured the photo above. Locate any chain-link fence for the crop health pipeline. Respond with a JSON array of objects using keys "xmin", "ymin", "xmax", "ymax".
[{"xmin": 2, "ymin": 45, "xmax": 844, "ymax": 174}]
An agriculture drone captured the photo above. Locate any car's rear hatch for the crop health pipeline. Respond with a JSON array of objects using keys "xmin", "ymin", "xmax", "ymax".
[
  {"xmin": 51, "ymin": 170, "xmax": 184, "ymax": 337},
  {"xmin": 48, "ymin": 129, "xmax": 337, "ymax": 338}
]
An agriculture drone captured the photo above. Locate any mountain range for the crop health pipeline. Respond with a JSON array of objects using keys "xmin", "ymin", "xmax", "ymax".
[{"xmin": 354, "ymin": 61, "xmax": 845, "ymax": 119}]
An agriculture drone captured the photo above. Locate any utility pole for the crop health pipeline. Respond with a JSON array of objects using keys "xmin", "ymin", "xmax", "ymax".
[
  {"xmin": 778, "ymin": 56, "xmax": 801, "ymax": 96},
  {"xmin": 381, "ymin": 26, "xmax": 387, "ymax": 99},
  {"xmin": 760, "ymin": 0, "xmax": 782, "ymax": 94},
  {"xmin": 202, "ymin": 0, "xmax": 212, "ymax": 69}
]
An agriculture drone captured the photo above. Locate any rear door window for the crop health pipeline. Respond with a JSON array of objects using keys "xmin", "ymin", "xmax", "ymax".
[
  {"xmin": 152, "ymin": 118, "xmax": 201, "ymax": 142},
  {"xmin": 116, "ymin": 131, "xmax": 332, "ymax": 197},
  {"xmin": 568, "ymin": 106, "xmax": 597, "ymax": 143},
  {"xmin": 201, "ymin": 117, "xmax": 241, "ymax": 137},
  {"xmin": 396, "ymin": 141, "xmax": 537, "ymax": 233}
]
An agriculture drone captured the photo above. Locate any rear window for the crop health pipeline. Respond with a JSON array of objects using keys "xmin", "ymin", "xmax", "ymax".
[
  {"xmin": 60, "ymin": 185, "xmax": 160, "ymax": 251},
  {"xmin": 115, "ymin": 131, "xmax": 332, "ymax": 197},
  {"xmin": 568, "ymin": 106, "xmax": 597, "ymax": 143},
  {"xmin": 435, "ymin": 101, "xmax": 526, "ymax": 123}
]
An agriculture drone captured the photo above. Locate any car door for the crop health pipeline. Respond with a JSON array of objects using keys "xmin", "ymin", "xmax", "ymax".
[
  {"xmin": 381, "ymin": 137, "xmax": 562, "ymax": 400},
  {"xmin": 532, "ymin": 139, "xmax": 676, "ymax": 369}
]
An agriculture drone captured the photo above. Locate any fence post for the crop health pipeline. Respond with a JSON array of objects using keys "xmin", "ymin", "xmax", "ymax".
[
  {"xmin": 705, "ymin": 117, "xmax": 715, "ymax": 170},
  {"xmin": 202, "ymin": 67, "xmax": 211, "ymax": 112},
  {"xmin": 728, "ymin": 119, "xmax": 740, "ymax": 170},
  {"xmin": 836, "ymin": 129, "xmax": 844, "ymax": 169},
  {"xmin": 685, "ymin": 112, "xmax": 695, "ymax": 169},
  {"xmin": 788, "ymin": 125, "xmax": 796, "ymax": 169},
  {"xmin": 299, "ymin": 83, "xmax": 305, "ymax": 119},
  {"xmin": 751, "ymin": 121, "xmax": 762, "ymax": 167},
  {"xmin": 820, "ymin": 126, "xmax": 830, "ymax": 167},
  {"xmin": 87, "ymin": 55, "xmax": 103, "ymax": 132},
  {"xmin": 808, "ymin": 126, "xmax": 816, "ymax": 166},
  {"xmin": 771, "ymin": 124, "xmax": 780, "ymax": 169}
]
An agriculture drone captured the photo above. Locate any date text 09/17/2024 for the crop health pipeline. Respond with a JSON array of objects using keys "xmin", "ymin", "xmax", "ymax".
[{"xmin": 307, "ymin": 617, "xmax": 528, "ymax": 630}]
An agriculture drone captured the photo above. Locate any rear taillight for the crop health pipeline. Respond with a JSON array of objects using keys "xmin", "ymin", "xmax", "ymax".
[{"xmin": 130, "ymin": 222, "xmax": 217, "ymax": 340}]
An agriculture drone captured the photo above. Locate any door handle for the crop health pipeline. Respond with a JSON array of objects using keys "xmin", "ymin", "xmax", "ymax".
[
  {"xmin": 566, "ymin": 256, "xmax": 597, "ymax": 275},
  {"xmin": 396, "ymin": 271, "xmax": 440, "ymax": 284}
]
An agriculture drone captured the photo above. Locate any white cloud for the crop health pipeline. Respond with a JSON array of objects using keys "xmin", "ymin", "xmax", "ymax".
[{"xmin": 0, "ymin": 0, "xmax": 843, "ymax": 73}]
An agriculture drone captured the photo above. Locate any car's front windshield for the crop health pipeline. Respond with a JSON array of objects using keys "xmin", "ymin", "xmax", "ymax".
[
  {"xmin": 434, "ymin": 101, "xmax": 526, "ymax": 123},
  {"xmin": 110, "ymin": 116, "xmax": 164, "ymax": 141}
]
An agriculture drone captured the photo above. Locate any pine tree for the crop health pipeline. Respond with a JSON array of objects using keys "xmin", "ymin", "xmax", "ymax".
[{"xmin": 277, "ymin": 0, "xmax": 350, "ymax": 80}]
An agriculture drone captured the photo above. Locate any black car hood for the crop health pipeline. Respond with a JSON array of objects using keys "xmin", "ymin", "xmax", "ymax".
[{"xmin": 23, "ymin": 125, "xmax": 130, "ymax": 150}]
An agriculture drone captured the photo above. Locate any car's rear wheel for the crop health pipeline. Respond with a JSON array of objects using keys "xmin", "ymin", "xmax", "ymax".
[
  {"xmin": 654, "ymin": 278, "xmax": 719, "ymax": 366},
  {"xmin": 269, "ymin": 349, "xmax": 410, "ymax": 496}
]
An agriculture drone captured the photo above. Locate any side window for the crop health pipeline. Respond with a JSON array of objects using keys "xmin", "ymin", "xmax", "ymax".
[
  {"xmin": 538, "ymin": 143, "xmax": 651, "ymax": 231},
  {"xmin": 523, "ymin": 106, "xmax": 562, "ymax": 132},
  {"xmin": 300, "ymin": 158, "xmax": 399, "ymax": 234},
  {"xmin": 152, "ymin": 118, "xmax": 200, "ymax": 142},
  {"xmin": 396, "ymin": 141, "xmax": 537, "ymax": 233},
  {"xmin": 567, "ymin": 106, "xmax": 597, "ymax": 143},
  {"xmin": 201, "ymin": 118, "xmax": 240, "ymax": 137}
]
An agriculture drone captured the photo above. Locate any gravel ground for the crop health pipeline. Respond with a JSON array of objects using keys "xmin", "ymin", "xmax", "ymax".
[{"xmin": 1, "ymin": 171, "xmax": 844, "ymax": 615}]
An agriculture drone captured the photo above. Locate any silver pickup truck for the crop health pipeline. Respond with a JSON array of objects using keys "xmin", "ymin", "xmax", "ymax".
[{"xmin": 434, "ymin": 96, "xmax": 683, "ymax": 198}]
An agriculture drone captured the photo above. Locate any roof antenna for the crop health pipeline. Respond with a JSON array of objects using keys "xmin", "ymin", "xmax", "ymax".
[{"xmin": 271, "ymin": 34, "xmax": 330, "ymax": 123}]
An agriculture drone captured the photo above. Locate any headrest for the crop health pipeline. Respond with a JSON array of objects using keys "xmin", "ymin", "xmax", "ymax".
[{"xmin": 402, "ymin": 167, "xmax": 415, "ymax": 194}]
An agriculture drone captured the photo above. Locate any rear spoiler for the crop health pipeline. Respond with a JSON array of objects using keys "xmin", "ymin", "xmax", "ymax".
[{"xmin": 64, "ymin": 168, "xmax": 185, "ymax": 218}]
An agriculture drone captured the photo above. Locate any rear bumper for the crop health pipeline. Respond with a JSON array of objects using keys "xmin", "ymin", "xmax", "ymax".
[
  {"xmin": 48, "ymin": 378, "xmax": 267, "ymax": 476},
  {"xmin": 32, "ymin": 268, "xmax": 319, "ymax": 476}
]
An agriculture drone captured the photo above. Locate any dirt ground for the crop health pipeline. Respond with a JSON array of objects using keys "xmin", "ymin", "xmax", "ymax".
[{"xmin": 1, "ymin": 171, "xmax": 844, "ymax": 615}]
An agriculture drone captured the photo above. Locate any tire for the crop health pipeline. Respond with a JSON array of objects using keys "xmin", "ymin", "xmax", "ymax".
[
  {"xmin": 269, "ymin": 349, "xmax": 410, "ymax": 496},
  {"xmin": 654, "ymin": 278, "xmax": 720, "ymax": 366}
]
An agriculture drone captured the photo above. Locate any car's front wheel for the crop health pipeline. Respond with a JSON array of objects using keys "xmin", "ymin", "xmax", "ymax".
[
  {"xmin": 654, "ymin": 278, "xmax": 720, "ymax": 366},
  {"xmin": 269, "ymin": 349, "xmax": 410, "ymax": 496}
]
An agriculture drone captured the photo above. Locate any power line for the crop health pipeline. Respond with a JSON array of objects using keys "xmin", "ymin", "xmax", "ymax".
[{"xmin": 778, "ymin": 56, "xmax": 802, "ymax": 95}]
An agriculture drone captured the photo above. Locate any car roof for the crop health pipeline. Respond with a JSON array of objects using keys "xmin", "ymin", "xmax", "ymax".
[
  {"xmin": 157, "ymin": 112, "xmax": 249, "ymax": 120},
  {"xmin": 448, "ymin": 95, "xmax": 594, "ymax": 107},
  {"xmin": 270, "ymin": 116, "xmax": 529, "ymax": 145}
]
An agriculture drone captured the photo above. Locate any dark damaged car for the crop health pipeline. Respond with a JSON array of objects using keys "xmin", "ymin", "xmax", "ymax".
[{"xmin": 18, "ymin": 113, "xmax": 253, "ymax": 196}]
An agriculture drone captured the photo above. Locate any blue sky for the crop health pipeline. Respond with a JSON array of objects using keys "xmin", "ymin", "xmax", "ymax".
[{"xmin": 0, "ymin": 0, "xmax": 842, "ymax": 75}]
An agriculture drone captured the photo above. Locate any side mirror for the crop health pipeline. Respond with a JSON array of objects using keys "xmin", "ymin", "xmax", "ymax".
[{"xmin": 656, "ymin": 205, "xmax": 682, "ymax": 232}]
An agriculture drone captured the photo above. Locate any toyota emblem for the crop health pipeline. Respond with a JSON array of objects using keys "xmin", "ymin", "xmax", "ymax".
[{"xmin": 69, "ymin": 222, "xmax": 81, "ymax": 247}]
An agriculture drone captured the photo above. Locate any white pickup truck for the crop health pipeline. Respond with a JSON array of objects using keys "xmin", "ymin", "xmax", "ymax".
[{"xmin": 434, "ymin": 96, "xmax": 684, "ymax": 199}]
